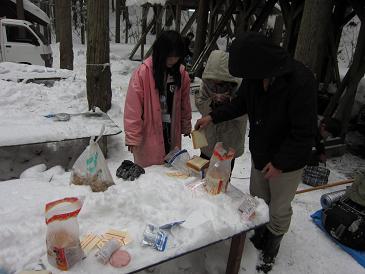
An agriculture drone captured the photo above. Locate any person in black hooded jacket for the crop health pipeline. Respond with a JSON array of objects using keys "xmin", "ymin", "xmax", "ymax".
[{"xmin": 195, "ymin": 32, "xmax": 317, "ymax": 270}]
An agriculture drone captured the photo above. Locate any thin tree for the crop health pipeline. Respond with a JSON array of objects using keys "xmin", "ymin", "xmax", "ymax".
[
  {"xmin": 55, "ymin": 0, "xmax": 74, "ymax": 70},
  {"xmin": 86, "ymin": 0, "xmax": 112, "ymax": 112},
  {"xmin": 116, "ymin": 0, "xmax": 121, "ymax": 43},
  {"xmin": 80, "ymin": 0, "xmax": 85, "ymax": 45}
]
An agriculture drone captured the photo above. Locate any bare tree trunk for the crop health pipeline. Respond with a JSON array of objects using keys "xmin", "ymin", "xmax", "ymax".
[
  {"xmin": 55, "ymin": 0, "xmax": 74, "ymax": 70},
  {"xmin": 86, "ymin": 0, "xmax": 112, "ymax": 112},
  {"xmin": 141, "ymin": 4, "xmax": 149, "ymax": 60},
  {"xmin": 54, "ymin": 0, "xmax": 60, "ymax": 42},
  {"xmin": 116, "ymin": 0, "xmax": 121, "ymax": 43},
  {"xmin": 111, "ymin": 0, "xmax": 115, "ymax": 12},
  {"xmin": 123, "ymin": 1, "xmax": 130, "ymax": 44},
  {"xmin": 80, "ymin": 0, "xmax": 85, "ymax": 45},
  {"xmin": 294, "ymin": 0, "xmax": 333, "ymax": 78},
  {"xmin": 72, "ymin": 0, "xmax": 78, "ymax": 30},
  {"xmin": 16, "ymin": 0, "xmax": 25, "ymax": 20}
]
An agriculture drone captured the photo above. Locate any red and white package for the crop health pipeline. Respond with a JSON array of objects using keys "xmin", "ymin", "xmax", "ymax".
[{"xmin": 45, "ymin": 197, "xmax": 85, "ymax": 270}]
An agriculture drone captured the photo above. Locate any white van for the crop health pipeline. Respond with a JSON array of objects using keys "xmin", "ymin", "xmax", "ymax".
[{"xmin": 0, "ymin": 18, "xmax": 52, "ymax": 67}]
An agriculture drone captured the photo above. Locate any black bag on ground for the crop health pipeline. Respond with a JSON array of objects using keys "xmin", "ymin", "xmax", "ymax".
[
  {"xmin": 303, "ymin": 165, "xmax": 330, "ymax": 186},
  {"xmin": 322, "ymin": 198, "xmax": 365, "ymax": 250}
]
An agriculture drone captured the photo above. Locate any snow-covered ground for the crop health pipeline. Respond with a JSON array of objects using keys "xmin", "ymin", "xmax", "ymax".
[{"xmin": 0, "ymin": 39, "xmax": 364, "ymax": 274}]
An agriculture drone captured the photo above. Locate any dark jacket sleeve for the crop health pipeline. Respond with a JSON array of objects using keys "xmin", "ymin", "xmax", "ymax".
[
  {"xmin": 210, "ymin": 84, "xmax": 247, "ymax": 124},
  {"xmin": 272, "ymin": 72, "xmax": 317, "ymax": 171}
]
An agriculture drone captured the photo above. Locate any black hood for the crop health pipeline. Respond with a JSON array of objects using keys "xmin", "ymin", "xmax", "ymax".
[{"xmin": 229, "ymin": 32, "xmax": 294, "ymax": 79}]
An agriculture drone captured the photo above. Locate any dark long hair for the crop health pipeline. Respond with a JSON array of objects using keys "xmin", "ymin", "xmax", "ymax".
[{"xmin": 152, "ymin": 30, "xmax": 185, "ymax": 94}]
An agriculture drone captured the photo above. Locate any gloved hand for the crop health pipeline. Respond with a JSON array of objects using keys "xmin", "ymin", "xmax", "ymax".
[
  {"xmin": 128, "ymin": 164, "xmax": 145, "ymax": 181},
  {"xmin": 116, "ymin": 160, "xmax": 145, "ymax": 181}
]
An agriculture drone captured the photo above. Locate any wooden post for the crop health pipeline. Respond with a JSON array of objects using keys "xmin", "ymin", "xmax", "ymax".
[
  {"xmin": 123, "ymin": 0, "xmax": 130, "ymax": 44},
  {"xmin": 226, "ymin": 232, "xmax": 246, "ymax": 274},
  {"xmin": 116, "ymin": 0, "xmax": 121, "ymax": 43},
  {"xmin": 193, "ymin": 0, "xmax": 209, "ymax": 74},
  {"xmin": 207, "ymin": 0, "xmax": 217, "ymax": 42},
  {"xmin": 141, "ymin": 4, "xmax": 149, "ymax": 60},
  {"xmin": 72, "ymin": 0, "xmax": 77, "ymax": 30},
  {"xmin": 175, "ymin": 0, "xmax": 182, "ymax": 32},
  {"xmin": 80, "ymin": 0, "xmax": 85, "ymax": 45},
  {"xmin": 296, "ymin": 179, "xmax": 354, "ymax": 194}
]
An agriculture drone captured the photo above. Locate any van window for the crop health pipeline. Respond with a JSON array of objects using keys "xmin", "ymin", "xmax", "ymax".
[
  {"xmin": 5, "ymin": 25, "xmax": 40, "ymax": 46},
  {"xmin": 29, "ymin": 25, "xmax": 48, "ymax": 45}
]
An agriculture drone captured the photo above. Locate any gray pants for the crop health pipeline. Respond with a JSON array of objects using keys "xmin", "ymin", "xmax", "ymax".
[{"xmin": 250, "ymin": 164, "xmax": 303, "ymax": 236}]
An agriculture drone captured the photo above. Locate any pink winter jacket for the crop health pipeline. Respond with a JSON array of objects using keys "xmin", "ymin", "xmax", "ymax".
[{"xmin": 124, "ymin": 57, "xmax": 192, "ymax": 167}]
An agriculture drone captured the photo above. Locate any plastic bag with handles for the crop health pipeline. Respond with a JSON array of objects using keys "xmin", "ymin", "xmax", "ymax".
[{"xmin": 70, "ymin": 126, "xmax": 114, "ymax": 192}]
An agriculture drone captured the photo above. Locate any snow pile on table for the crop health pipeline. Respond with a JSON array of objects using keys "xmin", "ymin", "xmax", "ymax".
[{"xmin": 0, "ymin": 165, "xmax": 268, "ymax": 273}]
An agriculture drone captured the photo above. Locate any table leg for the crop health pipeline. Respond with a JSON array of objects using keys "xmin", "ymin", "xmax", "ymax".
[{"xmin": 225, "ymin": 232, "xmax": 246, "ymax": 274}]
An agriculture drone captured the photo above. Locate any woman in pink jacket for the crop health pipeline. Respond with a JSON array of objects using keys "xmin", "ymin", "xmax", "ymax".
[{"xmin": 124, "ymin": 31, "xmax": 192, "ymax": 168}]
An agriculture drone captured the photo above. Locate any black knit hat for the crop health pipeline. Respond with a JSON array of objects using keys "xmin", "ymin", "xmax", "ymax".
[{"xmin": 228, "ymin": 32, "xmax": 294, "ymax": 79}]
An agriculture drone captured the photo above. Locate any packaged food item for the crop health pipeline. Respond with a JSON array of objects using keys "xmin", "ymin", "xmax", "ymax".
[
  {"xmin": 142, "ymin": 224, "xmax": 168, "ymax": 251},
  {"xmin": 81, "ymin": 234, "xmax": 102, "ymax": 254},
  {"xmin": 95, "ymin": 239, "xmax": 121, "ymax": 264},
  {"xmin": 238, "ymin": 193, "xmax": 259, "ymax": 221},
  {"xmin": 186, "ymin": 156, "xmax": 209, "ymax": 173},
  {"xmin": 204, "ymin": 143, "xmax": 235, "ymax": 195},
  {"xmin": 45, "ymin": 197, "xmax": 85, "ymax": 271},
  {"xmin": 191, "ymin": 130, "xmax": 208, "ymax": 149},
  {"xmin": 165, "ymin": 149, "xmax": 191, "ymax": 176},
  {"xmin": 109, "ymin": 250, "xmax": 131, "ymax": 268},
  {"xmin": 70, "ymin": 126, "xmax": 114, "ymax": 192}
]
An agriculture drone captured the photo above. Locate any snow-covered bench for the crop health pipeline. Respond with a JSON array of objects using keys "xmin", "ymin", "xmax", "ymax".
[
  {"xmin": 0, "ymin": 62, "xmax": 74, "ymax": 85},
  {"xmin": 0, "ymin": 112, "xmax": 122, "ymax": 180}
]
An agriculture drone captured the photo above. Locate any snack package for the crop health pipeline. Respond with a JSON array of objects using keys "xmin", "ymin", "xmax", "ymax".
[
  {"xmin": 142, "ymin": 224, "xmax": 168, "ymax": 251},
  {"xmin": 95, "ymin": 239, "xmax": 121, "ymax": 264},
  {"xmin": 238, "ymin": 193, "xmax": 259, "ymax": 221},
  {"xmin": 191, "ymin": 130, "xmax": 208, "ymax": 149},
  {"xmin": 165, "ymin": 149, "xmax": 191, "ymax": 176},
  {"xmin": 70, "ymin": 126, "xmax": 114, "ymax": 192},
  {"xmin": 204, "ymin": 143, "xmax": 235, "ymax": 195},
  {"xmin": 45, "ymin": 197, "xmax": 85, "ymax": 270}
]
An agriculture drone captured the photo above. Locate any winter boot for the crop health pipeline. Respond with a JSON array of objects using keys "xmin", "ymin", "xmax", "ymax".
[
  {"xmin": 262, "ymin": 230, "xmax": 283, "ymax": 264},
  {"xmin": 250, "ymin": 225, "xmax": 268, "ymax": 250},
  {"xmin": 257, "ymin": 230, "xmax": 284, "ymax": 273}
]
